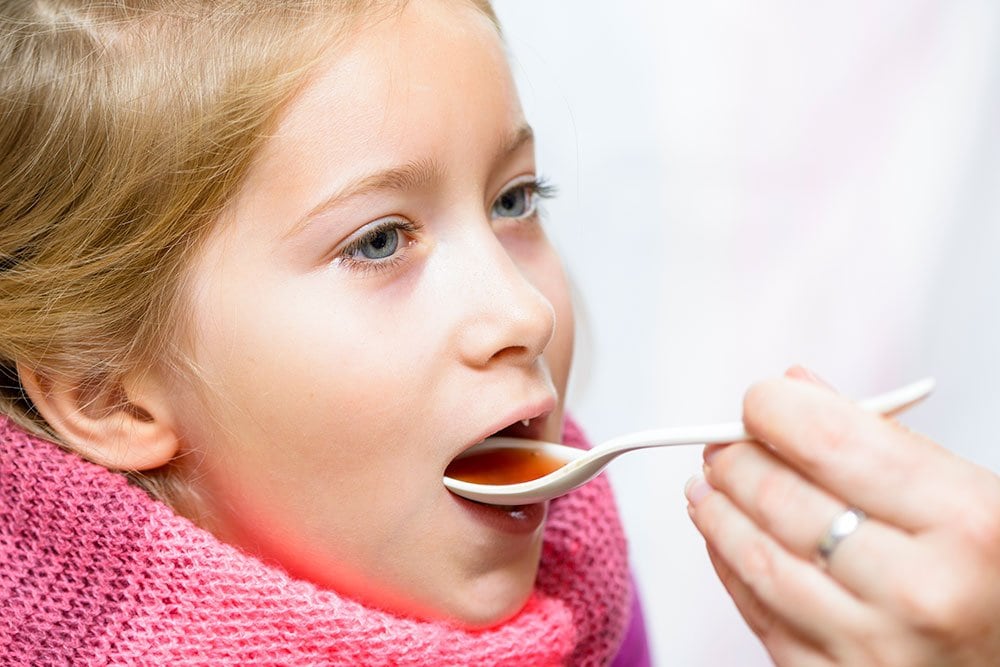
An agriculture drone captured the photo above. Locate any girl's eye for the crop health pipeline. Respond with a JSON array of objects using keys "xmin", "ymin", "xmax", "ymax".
[
  {"xmin": 337, "ymin": 218, "xmax": 418, "ymax": 271},
  {"xmin": 491, "ymin": 177, "xmax": 556, "ymax": 221},
  {"xmin": 493, "ymin": 185, "xmax": 533, "ymax": 219},
  {"xmin": 354, "ymin": 226, "xmax": 399, "ymax": 260}
]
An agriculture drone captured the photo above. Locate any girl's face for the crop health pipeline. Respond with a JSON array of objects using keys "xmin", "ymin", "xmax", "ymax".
[{"xmin": 166, "ymin": 0, "xmax": 573, "ymax": 626}]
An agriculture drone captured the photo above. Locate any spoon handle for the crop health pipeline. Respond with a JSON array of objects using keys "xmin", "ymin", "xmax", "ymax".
[{"xmin": 602, "ymin": 376, "xmax": 936, "ymax": 455}]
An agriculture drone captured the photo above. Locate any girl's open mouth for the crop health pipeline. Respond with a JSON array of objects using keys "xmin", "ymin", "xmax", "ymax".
[{"xmin": 445, "ymin": 410, "xmax": 554, "ymax": 532}]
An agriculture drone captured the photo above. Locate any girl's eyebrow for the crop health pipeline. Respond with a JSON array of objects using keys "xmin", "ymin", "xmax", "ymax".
[
  {"xmin": 285, "ymin": 157, "xmax": 444, "ymax": 239},
  {"xmin": 285, "ymin": 123, "xmax": 534, "ymax": 239},
  {"xmin": 497, "ymin": 123, "xmax": 534, "ymax": 162}
]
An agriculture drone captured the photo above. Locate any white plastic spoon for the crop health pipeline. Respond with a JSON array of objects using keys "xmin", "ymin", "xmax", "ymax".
[{"xmin": 444, "ymin": 377, "xmax": 935, "ymax": 505}]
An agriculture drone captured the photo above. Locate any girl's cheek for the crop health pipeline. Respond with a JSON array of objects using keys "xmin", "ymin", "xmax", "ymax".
[{"xmin": 537, "ymin": 256, "xmax": 575, "ymax": 387}]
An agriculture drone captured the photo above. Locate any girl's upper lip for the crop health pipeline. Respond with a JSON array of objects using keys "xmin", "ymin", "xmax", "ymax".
[{"xmin": 458, "ymin": 394, "xmax": 557, "ymax": 459}]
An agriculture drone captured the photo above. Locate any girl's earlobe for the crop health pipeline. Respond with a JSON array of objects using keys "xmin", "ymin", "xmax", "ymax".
[{"xmin": 16, "ymin": 363, "xmax": 180, "ymax": 471}]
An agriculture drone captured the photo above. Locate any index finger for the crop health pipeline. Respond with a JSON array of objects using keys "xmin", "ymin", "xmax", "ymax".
[{"xmin": 742, "ymin": 377, "xmax": 972, "ymax": 531}]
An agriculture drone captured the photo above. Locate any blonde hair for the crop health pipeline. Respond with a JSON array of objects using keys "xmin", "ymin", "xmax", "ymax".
[{"xmin": 0, "ymin": 0, "xmax": 497, "ymax": 492}]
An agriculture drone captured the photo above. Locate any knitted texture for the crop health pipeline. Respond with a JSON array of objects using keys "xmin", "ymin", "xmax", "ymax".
[{"xmin": 0, "ymin": 415, "xmax": 631, "ymax": 666}]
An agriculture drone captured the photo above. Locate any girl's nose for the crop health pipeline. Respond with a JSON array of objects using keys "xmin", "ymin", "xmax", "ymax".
[{"xmin": 451, "ymin": 231, "xmax": 556, "ymax": 369}]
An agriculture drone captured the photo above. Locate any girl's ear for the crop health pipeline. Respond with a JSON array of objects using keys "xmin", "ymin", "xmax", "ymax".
[{"xmin": 16, "ymin": 363, "xmax": 180, "ymax": 471}]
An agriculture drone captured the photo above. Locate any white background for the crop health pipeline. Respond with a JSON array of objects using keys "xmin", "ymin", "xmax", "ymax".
[{"xmin": 494, "ymin": 2, "xmax": 1000, "ymax": 664}]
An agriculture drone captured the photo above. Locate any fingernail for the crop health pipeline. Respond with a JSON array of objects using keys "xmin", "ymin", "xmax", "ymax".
[
  {"xmin": 684, "ymin": 475, "xmax": 713, "ymax": 506},
  {"xmin": 786, "ymin": 364, "xmax": 835, "ymax": 390}
]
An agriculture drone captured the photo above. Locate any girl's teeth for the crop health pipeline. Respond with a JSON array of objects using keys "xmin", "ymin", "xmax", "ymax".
[{"xmin": 521, "ymin": 418, "xmax": 530, "ymax": 427}]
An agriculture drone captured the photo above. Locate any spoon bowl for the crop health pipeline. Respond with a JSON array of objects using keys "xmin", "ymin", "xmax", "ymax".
[{"xmin": 444, "ymin": 377, "xmax": 936, "ymax": 505}]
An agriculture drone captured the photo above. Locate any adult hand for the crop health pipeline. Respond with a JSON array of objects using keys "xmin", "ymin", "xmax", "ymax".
[{"xmin": 685, "ymin": 367, "xmax": 1000, "ymax": 666}]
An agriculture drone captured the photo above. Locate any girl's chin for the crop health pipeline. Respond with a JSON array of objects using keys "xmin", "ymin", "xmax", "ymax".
[{"xmin": 440, "ymin": 569, "xmax": 540, "ymax": 629}]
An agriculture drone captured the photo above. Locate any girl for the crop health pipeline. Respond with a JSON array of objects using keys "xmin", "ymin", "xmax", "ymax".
[{"xmin": 0, "ymin": 0, "xmax": 649, "ymax": 664}]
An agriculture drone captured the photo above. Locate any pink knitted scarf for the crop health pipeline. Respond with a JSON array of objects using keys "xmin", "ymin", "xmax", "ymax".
[{"xmin": 0, "ymin": 415, "xmax": 631, "ymax": 665}]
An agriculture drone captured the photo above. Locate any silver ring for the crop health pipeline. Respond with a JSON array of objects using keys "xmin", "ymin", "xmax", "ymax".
[{"xmin": 817, "ymin": 508, "xmax": 866, "ymax": 565}]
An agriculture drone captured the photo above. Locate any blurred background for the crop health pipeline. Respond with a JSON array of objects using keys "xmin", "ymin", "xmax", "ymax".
[{"xmin": 493, "ymin": 1, "xmax": 1000, "ymax": 664}]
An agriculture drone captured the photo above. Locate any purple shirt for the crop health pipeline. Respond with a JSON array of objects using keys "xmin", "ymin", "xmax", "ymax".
[{"xmin": 611, "ymin": 573, "xmax": 652, "ymax": 666}]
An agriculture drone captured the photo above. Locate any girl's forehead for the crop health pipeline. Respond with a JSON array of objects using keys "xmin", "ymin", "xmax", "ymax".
[
  {"xmin": 303, "ymin": 0, "xmax": 505, "ymax": 106},
  {"xmin": 256, "ymin": 0, "xmax": 517, "ymax": 170}
]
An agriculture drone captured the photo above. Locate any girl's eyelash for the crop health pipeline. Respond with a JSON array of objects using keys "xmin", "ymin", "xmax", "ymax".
[{"xmin": 531, "ymin": 176, "xmax": 558, "ymax": 201}]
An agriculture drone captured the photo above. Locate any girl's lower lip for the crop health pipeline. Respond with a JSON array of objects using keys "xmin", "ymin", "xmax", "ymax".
[{"xmin": 450, "ymin": 493, "xmax": 547, "ymax": 534}]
